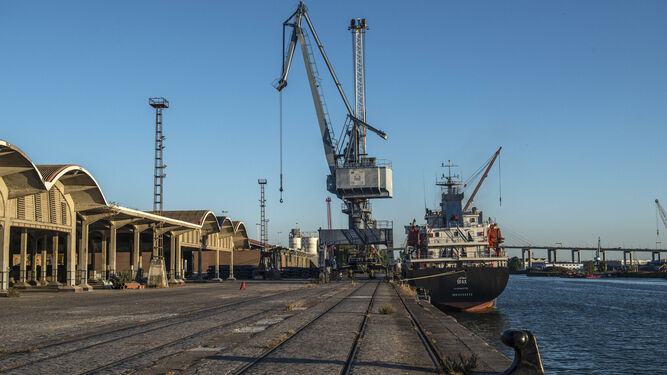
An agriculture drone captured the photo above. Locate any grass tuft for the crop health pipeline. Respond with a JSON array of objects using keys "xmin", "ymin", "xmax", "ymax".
[
  {"xmin": 263, "ymin": 333, "xmax": 289, "ymax": 349},
  {"xmin": 379, "ymin": 304, "xmax": 395, "ymax": 315},
  {"xmin": 398, "ymin": 282, "xmax": 417, "ymax": 297},
  {"xmin": 285, "ymin": 301, "xmax": 306, "ymax": 312},
  {"xmin": 440, "ymin": 354, "xmax": 478, "ymax": 375}
]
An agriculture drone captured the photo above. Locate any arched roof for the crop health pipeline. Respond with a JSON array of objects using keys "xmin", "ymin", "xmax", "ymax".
[
  {"xmin": 159, "ymin": 210, "xmax": 221, "ymax": 234},
  {"xmin": 217, "ymin": 216, "xmax": 235, "ymax": 237},
  {"xmin": 0, "ymin": 140, "xmax": 47, "ymax": 198},
  {"xmin": 232, "ymin": 221, "xmax": 250, "ymax": 249},
  {"xmin": 38, "ymin": 164, "xmax": 108, "ymax": 210}
]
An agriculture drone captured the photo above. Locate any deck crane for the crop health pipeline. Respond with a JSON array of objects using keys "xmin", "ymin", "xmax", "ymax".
[
  {"xmin": 655, "ymin": 199, "xmax": 667, "ymax": 235},
  {"xmin": 276, "ymin": 2, "xmax": 393, "ymax": 272},
  {"xmin": 463, "ymin": 146, "xmax": 502, "ymax": 212}
]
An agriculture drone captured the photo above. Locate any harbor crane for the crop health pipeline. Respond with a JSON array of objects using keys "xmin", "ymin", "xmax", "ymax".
[{"xmin": 276, "ymin": 2, "xmax": 393, "ymax": 272}]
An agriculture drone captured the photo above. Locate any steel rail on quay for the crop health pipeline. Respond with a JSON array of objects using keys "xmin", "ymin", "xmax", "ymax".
[
  {"xmin": 0, "ymin": 284, "xmax": 342, "ymax": 375},
  {"xmin": 390, "ymin": 282, "xmax": 444, "ymax": 372},
  {"xmin": 342, "ymin": 281, "xmax": 442, "ymax": 375},
  {"xmin": 231, "ymin": 281, "xmax": 377, "ymax": 375}
]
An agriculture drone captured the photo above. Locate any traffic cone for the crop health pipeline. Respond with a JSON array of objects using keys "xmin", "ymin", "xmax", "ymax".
[{"xmin": 240, "ymin": 281, "xmax": 246, "ymax": 290}]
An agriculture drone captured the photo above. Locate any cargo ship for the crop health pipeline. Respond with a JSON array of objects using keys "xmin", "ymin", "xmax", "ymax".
[{"xmin": 402, "ymin": 149, "xmax": 508, "ymax": 312}]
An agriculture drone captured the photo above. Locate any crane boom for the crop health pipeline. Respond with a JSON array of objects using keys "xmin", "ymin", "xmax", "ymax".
[
  {"xmin": 463, "ymin": 146, "xmax": 502, "ymax": 212},
  {"xmin": 276, "ymin": 1, "xmax": 388, "ymax": 175},
  {"xmin": 656, "ymin": 199, "xmax": 667, "ymax": 230}
]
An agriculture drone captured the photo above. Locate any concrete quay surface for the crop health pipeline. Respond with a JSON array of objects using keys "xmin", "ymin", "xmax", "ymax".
[{"xmin": 0, "ymin": 280, "xmax": 511, "ymax": 374}]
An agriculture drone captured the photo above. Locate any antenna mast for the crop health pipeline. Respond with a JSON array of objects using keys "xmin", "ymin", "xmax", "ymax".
[{"xmin": 148, "ymin": 97, "xmax": 169, "ymax": 287}]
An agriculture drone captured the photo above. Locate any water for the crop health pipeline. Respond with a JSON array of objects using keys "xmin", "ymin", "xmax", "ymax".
[{"xmin": 450, "ymin": 275, "xmax": 667, "ymax": 375}]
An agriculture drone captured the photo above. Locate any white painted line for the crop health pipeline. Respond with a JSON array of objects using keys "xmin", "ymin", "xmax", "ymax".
[
  {"xmin": 234, "ymin": 326, "xmax": 268, "ymax": 333},
  {"xmin": 292, "ymin": 307, "xmax": 308, "ymax": 310},
  {"xmin": 188, "ymin": 347, "xmax": 227, "ymax": 352}
]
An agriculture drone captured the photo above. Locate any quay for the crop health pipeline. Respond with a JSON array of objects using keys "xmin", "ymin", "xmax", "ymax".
[{"xmin": 0, "ymin": 279, "xmax": 539, "ymax": 374}]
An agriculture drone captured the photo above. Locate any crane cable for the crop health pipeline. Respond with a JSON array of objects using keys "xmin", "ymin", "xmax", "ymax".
[
  {"xmin": 279, "ymin": 90, "xmax": 284, "ymax": 203},
  {"xmin": 498, "ymin": 152, "xmax": 502, "ymax": 207}
]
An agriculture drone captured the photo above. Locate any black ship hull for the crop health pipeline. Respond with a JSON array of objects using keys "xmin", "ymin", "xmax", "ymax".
[{"xmin": 404, "ymin": 266, "xmax": 509, "ymax": 312}]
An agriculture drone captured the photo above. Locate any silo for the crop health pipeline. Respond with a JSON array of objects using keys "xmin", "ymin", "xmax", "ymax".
[
  {"xmin": 289, "ymin": 228, "xmax": 302, "ymax": 250},
  {"xmin": 302, "ymin": 236, "xmax": 319, "ymax": 255}
]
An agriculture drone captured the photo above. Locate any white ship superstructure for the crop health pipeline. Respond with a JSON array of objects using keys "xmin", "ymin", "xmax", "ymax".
[{"xmin": 405, "ymin": 161, "xmax": 507, "ymax": 267}]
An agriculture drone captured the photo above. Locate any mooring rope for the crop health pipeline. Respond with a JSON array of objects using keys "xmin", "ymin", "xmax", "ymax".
[{"xmin": 401, "ymin": 270, "xmax": 465, "ymax": 282}]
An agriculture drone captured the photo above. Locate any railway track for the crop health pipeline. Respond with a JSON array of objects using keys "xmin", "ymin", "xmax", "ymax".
[
  {"xmin": 391, "ymin": 282, "xmax": 444, "ymax": 373},
  {"xmin": 0, "ymin": 283, "xmax": 345, "ymax": 374},
  {"xmin": 231, "ymin": 281, "xmax": 379, "ymax": 375}
]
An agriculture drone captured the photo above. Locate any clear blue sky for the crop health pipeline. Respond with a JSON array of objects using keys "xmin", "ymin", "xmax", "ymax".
[{"xmin": 2, "ymin": 1, "xmax": 666, "ymax": 257}]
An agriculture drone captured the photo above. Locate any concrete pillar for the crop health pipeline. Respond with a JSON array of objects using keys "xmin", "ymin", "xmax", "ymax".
[
  {"xmin": 623, "ymin": 251, "xmax": 627, "ymax": 267},
  {"xmin": 229, "ymin": 247, "xmax": 235, "ymax": 280},
  {"xmin": 30, "ymin": 236, "xmax": 38, "ymax": 285},
  {"xmin": 60, "ymin": 231, "xmax": 82, "ymax": 291},
  {"xmin": 41, "ymin": 235, "xmax": 48, "ymax": 284},
  {"xmin": 197, "ymin": 233, "xmax": 204, "ymax": 279},
  {"xmin": 528, "ymin": 250, "xmax": 533, "ymax": 267},
  {"xmin": 571, "ymin": 250, "xmax": 576, "ymax": 263},
  {"xmin": 212, "ymin": 249, "xmax": 221, "ymax": 281},
  {"xmin": 629, "ymin": 251, "xmax": 633, "ymax": 267},
  {"xmin": 101, "ymin": 234, "xmax": 107, "ymax": 279},
  {"xmin": 79, "ymin": 218, "xmax": 92, "ymax": 290},
  {"xmin": 132, "ymin": 227, "xmax": 140, "ymax": 279},
  {"xmin": 602, "ymin": 250, "xmax": 607, "ymax": 264},
  {"xmin": 18, "ymin": 228, "xmax": 27, "ymax": 286},
  {"xmin": 547, "ymin": 249, "xmax": 552, "ymax": 264},
  {"xmin": 109, "ymin": 224, "xmax": 117, "ymax": 277},
  {"xmin": 50, "ymin": 234, "xmax": 61, "ymax": 286},
  {"xmin": 577, "ymin": 250, "xmax": 581, "ymax": 263},
  {"xmin": 175, "ymin": 236, "xmax": 182, "ymax": 279},
  {"xmin": 169, "ymin": 234, "xmax": 176, "ymax": 281},
  {"xmin": 521, "ymin": 249, "xmax": 527, "ymax": 270},
  {"xmin": 553, "ymin": 249, "xmax": 558, "ymax": 264},
  {"xmin": 0, "ymin": 222, "xmax": 10, "ymax": 295}
]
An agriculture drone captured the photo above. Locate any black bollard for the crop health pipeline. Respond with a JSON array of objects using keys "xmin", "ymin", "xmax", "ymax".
[{"xmin": 501, "ymin": 329, "xmax": 545, "ymax": 375}]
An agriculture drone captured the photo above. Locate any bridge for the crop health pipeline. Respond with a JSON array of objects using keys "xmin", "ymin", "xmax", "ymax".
[{"xmin": 503, "ymin": 245, "xmax": 666, "ymax": 269}]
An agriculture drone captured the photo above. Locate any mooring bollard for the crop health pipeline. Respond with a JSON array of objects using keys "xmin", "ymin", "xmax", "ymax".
[{"xmin": 500, "ymin": 329, "xmax": 545, "ymax": 375}]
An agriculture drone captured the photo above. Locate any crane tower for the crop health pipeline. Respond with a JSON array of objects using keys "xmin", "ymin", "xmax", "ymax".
[{"xmin": 276, "ymin": 2, "xmax": 393, "ymax": 272}]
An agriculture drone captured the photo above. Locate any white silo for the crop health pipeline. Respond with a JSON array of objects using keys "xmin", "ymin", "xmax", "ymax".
[
  {"xmin": 302, "ymin": 236, "xmax": 319, "ymax": 255},
  {"xmin": 289, "ymin": 228, "xmax": 302, "ymax": 250}
]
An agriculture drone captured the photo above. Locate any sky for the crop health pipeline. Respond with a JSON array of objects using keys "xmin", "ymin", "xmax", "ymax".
[{"xmin": 1, "ymin": 1, "xmax": 667, "ymax": 258}]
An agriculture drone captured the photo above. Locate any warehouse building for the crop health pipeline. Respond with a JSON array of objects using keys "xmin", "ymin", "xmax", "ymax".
[{"xmin": 0, "ymin": 140, "xmax": 250, "ymax": 295}]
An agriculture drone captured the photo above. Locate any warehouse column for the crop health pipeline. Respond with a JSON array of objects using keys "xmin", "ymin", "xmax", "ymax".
[
  {"xmin": 50, "ymin": 234, "xmax": 61, "ymax": 286},
  {"xmin": 109, "ymin": 224, "xmax": 117, "ymax": 277},
  {"xmin": 175, "ymin": 236, "xmax": 183, "ymax": 282},
  {"xmin": 59, "ymin": 230, "xmax": 82, "ymax": 291},
  {"xmin": 132, "ymin": 226, "xmax": 141, "ymax": 279},
  {"xmin": 101, "ymin": 234, "xmax": 107, "ymax": 279},
  {"xmin": 168, "ymin": 234, "xmax": 176, "ymax": 284},
  {"xmin": 0, "ymin": 221, "xmax": 10, "ymax": 295},
  {"xmin": 17, "ymin": 228, "xmax": 28, "ymax": 287},
  {"xmin": 196, "ymin": 231, "xmax": 203, "ymax": 279},
  {"xmin": 228, "ymin": 247, "xmax": 235, "ymax": 280},
  {"xmin": 30, "ymin": 236, "xmax": 39, "ymax": 286},
  {"xmin": 40, "ymin": 235, "xmax": 48, "ymax": 284},
  {"xmin": 213, "ymin": 249, "xmax": 221, "ymax": 281},
  {"xmin": 79, "ymin": 217, "xmax": 92, "ymax": 291}
]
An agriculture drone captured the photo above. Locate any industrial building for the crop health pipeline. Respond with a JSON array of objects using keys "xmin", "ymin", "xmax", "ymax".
[{"xmin": 0, "ymin": 139, "xmax": 251, "ymax": 295}]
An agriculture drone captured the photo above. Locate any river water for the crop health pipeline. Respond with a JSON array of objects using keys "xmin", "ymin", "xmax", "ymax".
[{"xmin": 450, "ymin": 275, "xmax": 667, "ymax": 375}]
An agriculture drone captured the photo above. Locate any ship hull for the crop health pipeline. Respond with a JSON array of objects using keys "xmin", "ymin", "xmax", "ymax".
[{"xmin": 404, "ymin": 266, "xmax": 509, "ymax": 312}]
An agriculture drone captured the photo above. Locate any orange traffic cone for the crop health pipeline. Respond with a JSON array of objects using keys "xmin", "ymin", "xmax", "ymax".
[{"xmin": 240, "ymin": 281, "xmax": 246, "ymax": 290}]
